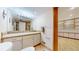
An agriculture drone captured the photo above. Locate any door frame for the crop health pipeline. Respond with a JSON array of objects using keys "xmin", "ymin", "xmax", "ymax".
[{"xmin": 53, "ymin": 7, "xmax": 58, "ymax": 51}]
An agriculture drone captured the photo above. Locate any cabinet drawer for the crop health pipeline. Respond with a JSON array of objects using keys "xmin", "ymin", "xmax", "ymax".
[
  {"xmin": 23, "ymin": 35, "xmax": 33, "ymax": 39},
  {"xmin": 3, "ymin": 37, "xmax": 22, "ymax": 42},
  {"xmin": 3, "ymin": 38, "xmax": 16, "ymax": 42}
]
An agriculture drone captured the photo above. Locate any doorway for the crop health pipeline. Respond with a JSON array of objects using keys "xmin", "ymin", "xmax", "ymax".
[{"xmin": 58, "ymin": 7, "xmax": 79, "ymax": 51}]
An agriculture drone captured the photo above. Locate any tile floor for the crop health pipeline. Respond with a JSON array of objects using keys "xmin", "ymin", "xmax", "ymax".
[
  {"xmin": 58, "ymin": 37, "xmax": 79, "ymax": 51},
  {"xmin": 35, "ymin": 44, "xmax": 50, "ymax": 51}
]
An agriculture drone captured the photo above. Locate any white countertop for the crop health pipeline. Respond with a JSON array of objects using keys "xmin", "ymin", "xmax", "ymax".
[{"xmin": 2, "ymin": 32, "xmax": 41, "ymax": 39}]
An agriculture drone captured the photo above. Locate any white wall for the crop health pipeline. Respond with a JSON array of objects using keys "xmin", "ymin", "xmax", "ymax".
[
  {"xmin": 32, "ymin": 8, "xmax": 53, "ymax": 50},
  {"xmin": 19, "ymin": 22, "xmax": 26, "ymax": 31},
  {"xmin": 0, "ymin": 8, "xmax": 5, "ymax": 33},
  {"xmin": 5, "ymin": 9, "xmax": 13, "ymax": 32},
  {"xmin": 0, "ymin": 8, "xmax": 13, "ymax": 33}
]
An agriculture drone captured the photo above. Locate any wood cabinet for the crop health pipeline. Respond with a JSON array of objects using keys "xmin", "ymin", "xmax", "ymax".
[
  {"xmin": 22, "ymin": 34, "xmax": 41, "ymax": 48},
  {"xmin": 23, "ymin": 35, "xmax": 33, "ymax": 48},
  {"xmin": 33, "ymin": 34, "xmax": 41, "ymax": 46},
  {"xmin": 3, "ymin": 37, "xmax": 22, "ymax": 51},
  {"xmin": 3, "ymin": 33, "xmax": 41, "ymax": 51}
]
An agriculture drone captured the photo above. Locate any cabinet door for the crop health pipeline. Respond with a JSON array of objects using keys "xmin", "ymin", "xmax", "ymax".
[
  {"xmin": 33, "ymin": 34, "xmax": 41, "ymax": 46},
  {"xmin": 23, "ymin": 35, "xmax": 33, "ymax": 48},
  {"xmin": 12, "ymin": 38, "xmax": 23, "ymax": 51},
  {"xmin": 3, "ymin": 37, "xmax": 22, "ymax": 51}
]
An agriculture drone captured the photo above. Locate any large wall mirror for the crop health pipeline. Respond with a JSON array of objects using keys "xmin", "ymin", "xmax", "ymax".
[{"xmin": 12, "ymin": 17, "xmax": 31, "ymax": 32}]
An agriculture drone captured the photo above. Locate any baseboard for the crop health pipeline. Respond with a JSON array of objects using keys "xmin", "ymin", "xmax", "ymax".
[
  {"xmin": 34, "ymin": 43, "xmax": 41, "ymax": 47},
  {"xmin": 34, "ymin": 43, "xmax": 53, "ymax": 51}
]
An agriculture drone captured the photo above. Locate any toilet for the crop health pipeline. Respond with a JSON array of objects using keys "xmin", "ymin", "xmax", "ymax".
[
  {"xmin": 0, "ymin": 42, "xmax": 13, "ymax": 51},
  {"xmin": 21, "ymin": 47, "xmax": 35, "ymax": 51},
  {"xmin": 0, "ymin": 42, "xmax": 35, "ymax": 51}
]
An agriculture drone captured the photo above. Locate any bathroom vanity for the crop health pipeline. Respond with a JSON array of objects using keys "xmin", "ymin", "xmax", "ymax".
[{"xmin": 2, "ymin": 32, "xmax": 41, "ymax": 51}]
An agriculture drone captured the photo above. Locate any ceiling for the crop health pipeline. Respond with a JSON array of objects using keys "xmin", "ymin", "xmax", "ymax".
[
  {"xmin": 58, "ymin": 7, "xmax": 79, "ymax": 21},
  {"xmin": 7, "ymin": 7, "xmax": 50, "ymax": 19}
]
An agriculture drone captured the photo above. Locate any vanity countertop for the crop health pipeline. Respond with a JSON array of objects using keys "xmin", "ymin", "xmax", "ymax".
[{"xmin": 2, "ymin": 32, "xmax": 41, "ymax": 39}]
